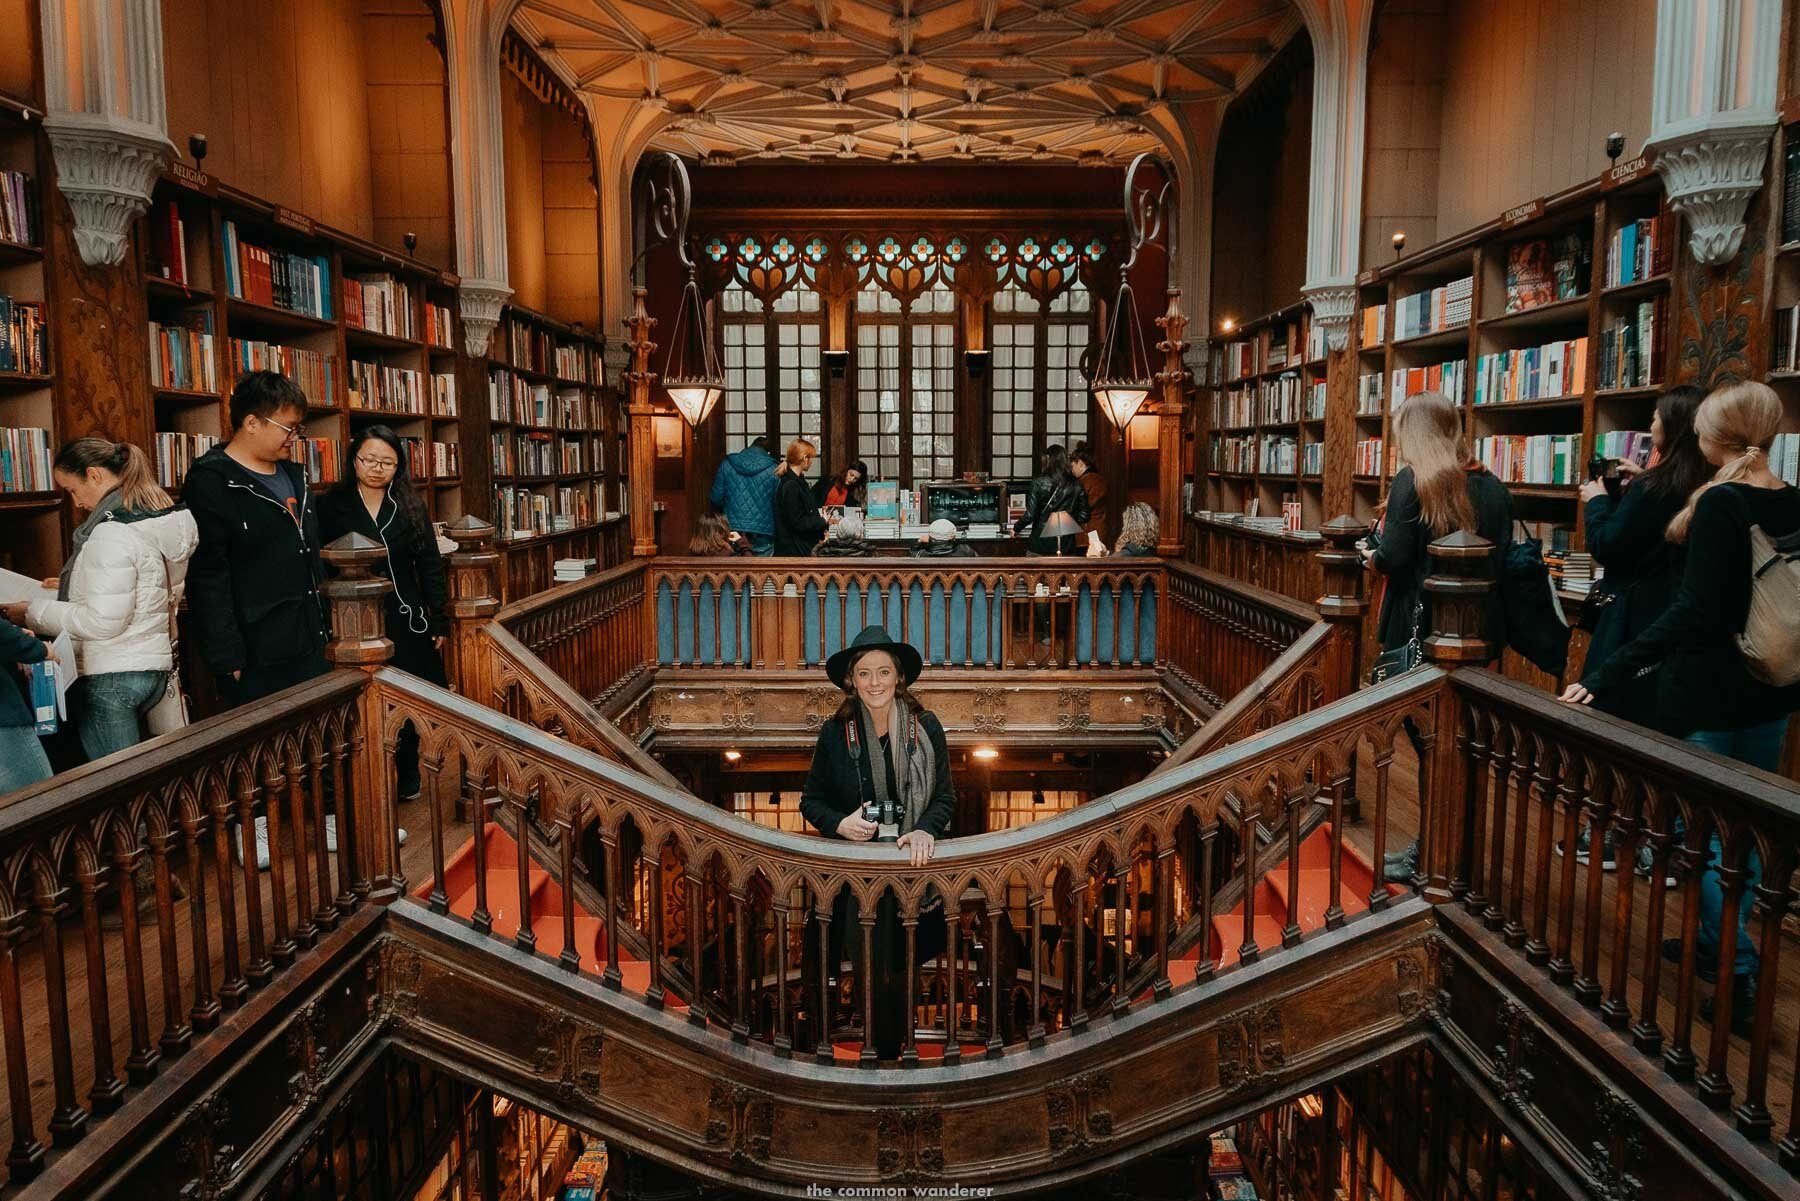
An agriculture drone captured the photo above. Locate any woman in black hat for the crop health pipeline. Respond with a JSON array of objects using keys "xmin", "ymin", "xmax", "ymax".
[{"xmin": 800, "ymin": 624, "xmax": 955, "ymax": 1059}]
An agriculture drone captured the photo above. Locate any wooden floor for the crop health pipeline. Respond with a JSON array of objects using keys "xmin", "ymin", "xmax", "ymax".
[{"xmin": 3, "ymin": 744, "xmax": 1795, "ymax": 1188}]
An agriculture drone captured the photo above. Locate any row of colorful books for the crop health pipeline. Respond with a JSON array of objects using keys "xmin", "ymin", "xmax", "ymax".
[
  {"xmin": 1605, "ymin": 210, "xmax": 1673, "ymax": 287},
  {"xmin": 348, "ymin": 360, "xmax": 426, "ymax": 414},
  {"xmin": 1473, "ymin": 337, "xmax": 1587, "ymax": 406},
  {"xmin": 343, "ymin": 274, "xmax": 416, "ymax": 339},
  {"xmin": 1213, "ymin": 388, "xmax": 1254, "ymax": 428},
  {"xmin": 222, "ymin": 221, "xmax": 334, "ymax": 320},
  {"xmin": 152, "ymin": 431, "xmax": 219, "ymax": 488},
  {"xmin": 1390, "ymin": 358, "xmax": 1468, "ymax": 406},
  {"xmin": 1477, "ymin": 432, "xmax": 1584, "ymax": 485},
  {"xmin": 1504, "ymin": 235, "xmax": 1587, "ymax": 313},
  {"xmin": 1392, "ymin": 275, "xmax": 1472, "ymax": 340},
  {"xmin": 228, "ymin": 338, "xmax": 336, "ymax": 407},
  {"xmin": 148, "ymin": 318, "xmax": 217, "ymax": 393},
  {"xmin": 0, "ymin": 425, "xmax": 51, "ymax": 493},
  {"xmin": 1597, "ymin": 298, "xmax": 1664, "ymax": 390},
  {"xmin": 0, "ymin": 170, "xmax": 37, "ymax": 247},
  {"xmin": 425, "ymin": 301, "xmax": 454, "ymax": 350},
  {"xmin": 1355, "ymin": 437, "xmax": 1384, "ymax": 476},
  {"xmin": 494, "ymin": 482, "xmax": 600, "ymax": 540},
  {"xmin": 294, "ymin": 437, "xmax": 341, "ymax": 485},
  {"xmin": 398, "ymin": 438, "xmax": 459, "ymax": 480},
  {"xmin": 0, "ymin": 296, "xmax": 48, "ymax": 375}
]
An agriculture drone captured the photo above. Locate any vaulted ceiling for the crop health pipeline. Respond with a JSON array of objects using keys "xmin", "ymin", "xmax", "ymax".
[{"xmin": 513, "ymin": 0, "xmax": 1301, "ymax": 164}]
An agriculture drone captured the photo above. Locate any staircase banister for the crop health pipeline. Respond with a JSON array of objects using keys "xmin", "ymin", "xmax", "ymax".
[
  {"xmin": 1451, "ymin": 669, "xmax": 1800, "ymax": 824},
  {"xmin": 0, "ymin": 671, "xmax": 366, "ymax": 853},
  {"xmin": 492, "ymin": 557, "xmax": 649, "ymax": 630},
  {"xmin": 374, "ymin": 663, "xmax": 1448, "ymax": 874},
  {"xmin": 1151, "ymin": 622, "xmax": 1338, "ymax": 777},
  {"xmin": 1163, "ymin": 560, "xmax": 1321, "ymax": 629}
]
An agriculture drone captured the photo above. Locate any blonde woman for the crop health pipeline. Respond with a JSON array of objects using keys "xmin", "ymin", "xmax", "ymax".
[
  {"xmin": 1113, "ymin": 501, "xmax": 1159, "ymax": 556},
  {"xmin": 1562, "ymin": 380, "xmax": 1800, "ymax": 1035}
]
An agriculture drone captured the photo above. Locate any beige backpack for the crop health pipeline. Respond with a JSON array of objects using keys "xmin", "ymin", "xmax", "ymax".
[{"xmin": 1737, "ymin": 524, "xmax": 1800, "ymax": 686}]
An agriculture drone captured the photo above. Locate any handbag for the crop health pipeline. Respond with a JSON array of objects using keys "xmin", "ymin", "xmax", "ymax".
[
  {"xmin": 1501, "ymin": 520, "xmax": 1572, "ymax": 675},
  {"xmin": 1368, "ymin": 598, "xmax": 1425, "ymax": 684},
  {"xmin": 144, "ymin": 557, "xmax": 191, "ymax": 736}
]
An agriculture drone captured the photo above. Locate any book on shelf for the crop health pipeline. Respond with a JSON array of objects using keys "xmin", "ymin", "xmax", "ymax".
[
  {"xmin": 1596, "ymin": 299, "xmax": 1665, "ymax": 390},
  {"xmin": 1771, "ymin": 433, "xmax": 1800, "ymax": 486},
  {"xmin": 1258, "ymin": 435, "xmax": 1297, "ymax": 475},
  {"xmin": 295, "ymin": 437, "xmax": 342, "ymax": 485},
  {"xmin": 1257, "ymin": 372, "xmax": 1302, "ymax": 423},
  {"xmin": 0, "ymin": 296, "xmax": 48, "ymax": 374},
  {"xmin": 344, "ymin": 274, "xmax": 417, "ymax": 339},
  {"xmin": 506, "ymin": 317, "xmax": 556, "ymax": 374},
  {"xmin": 1214, "ymin": 386, "xmax": 1254, "ymax": 427},
  {"xmin": 1355, "ymin": 437, "xmax": 1383, "ymax": 476},
  {"xmin": 1359, "ymin": 305, "xmax": 1386, "ymax": 346},
  {"xmin": 1771, "ymin": 305, "xmax": 1800, "ymax": 373},
  {"xmin": 1476, "ymin": 433, "xmax": 1583, "ymax": 485},
  {"xmin": 1785, "ymin": 138, "xmax": 1800, "ymax": 245},
  {"xmin": 1304, "ymin": 380, "xmax": 1327, "ymax": 420},
  {"xmin": 147, "ymin": 201, "xmax": 187, "ymax": 285},
  {"xmin": 152, "ymin": 432, "xmax": 218, "ymax": 488},
  {"xmin": 1594, "ymin": 429, "xmax": 1652, "ymax": 465},
  {"xmin": 1281, "ymin": 498, "xmax": 1301, "ymax": 532},
  {"xmin": 149, "ymin": 315, "xmax": 218, "ymax": 393},
  {"xmin": 1356, "ymin": 373, "xmax": 1384, "ymax": 414},
  {"xmin": 1605, "ymin": 208, "xmax": 1673, "ymax": 286},
  {"xmin": 1212, "ymin": 435, "xmax": 1254, "ymax": 473},
  {"xmin": 425, "ymin": 301, "xmax": 455, "ymax": 349},
  {"xmin": 1301, "ymin": 441, "xmax": 1324, "ymax": 476},
  {"xmin": 430, "ymin": 372, "xmax": 458, "ymax": 417},
  {"xmin": 1505, "ymin": 240, "xmax": 1556, "ymax": 312},
  {"xmin": 222, "ymin": 221, "xmax": 333, "ymax": 320},
  {"xmin": 1473, "ymin": 337, "xmax": 1587, "ymax": 405},
  {"xmin": 1391, "ymin": 359, "xmax": 1468, "ymax": 407},
  {"xmin": 348, "ymin": 360, "xmax": 426, "ymax": 414},
  {"xmin": 0, "ymin": 426, "xmax": 52, "ymax": 492},
  {"xmin": 1221, "ymin": 339, "xmax": 1255, "ymax": 380},
  {"xmin": 1393, "ymin": 275, "xmax": 1472, "ymax": 339},
  {"xmin": 0, "ymin": 170, "xmax": 37, "ymax": 247},
  {"xmin": 228, "ymin": 338, "xmax": 337, "ymax": 407}
]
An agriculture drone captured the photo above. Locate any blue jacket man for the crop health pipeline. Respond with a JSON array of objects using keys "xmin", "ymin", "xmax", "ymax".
[{"xmin": 709, "ymin": 436, "xmax": 782, "ymax": 555}]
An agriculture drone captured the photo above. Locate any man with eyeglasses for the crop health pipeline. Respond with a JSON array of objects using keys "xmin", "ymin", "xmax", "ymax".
[{"xmin": 185, "ymin": 370, "xmax": 331, "ymax": 709}]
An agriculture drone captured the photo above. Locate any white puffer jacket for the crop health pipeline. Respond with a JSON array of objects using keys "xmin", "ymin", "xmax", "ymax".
[{"xmin": 26, "ymin": 508, "xmax": 200, "ymax": 675}]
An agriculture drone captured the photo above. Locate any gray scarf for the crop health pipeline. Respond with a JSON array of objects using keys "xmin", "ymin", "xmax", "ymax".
[
  {"xmin": 857, "ymin": 696, "xmax": 935, "ymax": 836},
  {"xmin": 59, "ymin": 488, "xmax": 128, "ymax": 601}
]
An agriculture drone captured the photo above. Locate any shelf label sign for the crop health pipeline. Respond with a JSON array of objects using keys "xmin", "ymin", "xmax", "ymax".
[
  {"xmin": 1356, "ymin": 267, "xmax": 1379, "ymax": 287},
  {"xmin": 274, "ymin": 207, "xmax": 317, "ymax": 235},
  {"xmin": 1603, "ymin": 154, "xmax": 1652, "ymax": 190},
  {"xmin": 1500, "ymin": 198, "xmax": 1546, "ymax": 229},
  {"xmin": 166, "ymin": 162, "xmax": 214, "ymax": 195}
]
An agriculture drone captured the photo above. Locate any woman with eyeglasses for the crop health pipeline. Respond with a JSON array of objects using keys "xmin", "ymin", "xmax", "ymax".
[{"xmin": 319, "ymin": 425, "xmax": 449, "ymax": 802}]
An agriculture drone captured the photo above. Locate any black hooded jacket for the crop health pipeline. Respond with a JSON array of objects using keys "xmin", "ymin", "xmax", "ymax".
[{"xmin": 183, "ymin": 446, "xmax": 329, "ymax": 677}]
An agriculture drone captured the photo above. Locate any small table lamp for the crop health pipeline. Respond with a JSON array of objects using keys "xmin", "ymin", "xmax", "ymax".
[{"xmin": 1041, "ymin": 511, "xmax": 1082, "ymax": 556}]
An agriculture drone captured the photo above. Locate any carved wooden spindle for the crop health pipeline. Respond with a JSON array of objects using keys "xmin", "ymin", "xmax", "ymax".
[
  {"xmin": 731, "ymin": 888, "xmax": 751, "ymax": 1043},
  {"xmin": 329, "ymin": 725, "xmax": 358, "ymax": 914},
  {"xmin": 644, "ymin": 855, "xmax": 665, "ymax": 1008},
  {"xmin": 859, "ymin": 905, "xmax": 879, "ymax": 1067},
  {"xmin": 601, "ymin": 830, "xmax": 622, "ymax": 988},
  {"xmin": 1734, "ymin": 870, "xmax": 1790, "ymax": 1139},
  {"xmin": 1238, "ymin": 802, "xmax": 1261, "ymax": 963},
  {"xmin": 943, "ymin": 909, "xmax": 962, "ymax": 1062},
  {"xmin": 74, "ymin": 860, "xmax": 123, "ymax": 1114},
  {"xmin": 1663, "ymin": 832, "xmax": 1706, "ymax": 1082},
  {"xmin": 985, "ymin": 903, "xmax": 1005, "ymax": 1057},
  {"xmin": 1632, "ymin": 809, "xmax": 1675, "ymax": 1055},
  {"xmin": 814, "ymin": 903, "xmax": 833, "ymax": 1065},
  {"xmin": 1195, "ymin": 822, "xmax": 1217, "ymax": 982},
  {"xmin": 901, "ymin": 913, "xmax": 920, "ymax": 1067},
  {"xmin": 1460, "ymin": 711, "xmax": 1491, "ymax": 915},
  {"xmin": 285, "ymin": 744, "xmax": 316, "ymax": 949},
  {"xmin": 1549, "ymin": 754, "xmax": 1586, "ymax": 985},
  {"xmin": 1482, "ymin": 723, "xmax": 1515, "ymax": 932},
  {"xmin": 1696, "ymin": 843, "xmax": 1750, "ymax": 1110},
  {"xmin": 772, "ymin": 898, "xmax": 791, "ymax": 1057},
  {"xmin": 1283, "ymin": 791, "xmax": 1304, "ymax": 948},
  {"xmin": 263, "ymin": 756, "xmax": 295, "ymax": 967},
  {"xmin": 1601, "ymin": 786, "xmax": 1643, "ymax": 1028},
  {"xmin": 35, "ymin": 875, "xmax": 86, "ymax": 1145},
  {"xmin": 1368, "ymin": 747, "xmax": 1393, "ymax": 909},
  {"xmin": 510, "ymin": 791, "xmax": 536, "ymax": 955},
  {"xmin": 111, "ymin": 838, "xmax": 158, "ymax": 1084},
  {"xmin": 445, "ymin": 516, "xmax": 501, "ymax": 700},
  {"xmin": 322, "ymin": 531, "xmax": 400, "ymax": 901},
  {"xmin": 0, "ymin": 913, "xmax": 44, "ymax": 1178},
  {"xmin": 1574, "ymin": 771, "xmax": 1612, "ymax": 1006},
  {"xmin": 469, "ymin": 785, "xmax": 492, "ymax": 936},
  {"xmin": 309, "ymin": 738, "xmax": 337, "ymax": 933},
  {"xmin": 1027, "ymin": 891, "xmax": 1047, "ymax": 1046},
  {"xmin": 1524, "ymin": 747, "xmax": 1560, "ymax": 965},
  {"xmin": 208, "ymin": 786, "xmax": 248, "ymax": 1006},
  {"xmin": 1153, "ymin": 845, "xmax": 1174, "ymax": 997},
  {"xmin": 686, "ymin": 868, "xmax": 708, "ymax": 1029}
]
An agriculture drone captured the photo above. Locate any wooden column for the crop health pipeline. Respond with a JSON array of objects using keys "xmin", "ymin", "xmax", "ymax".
[
  {"xmin": 1315, "ymin": 515, "xmax": 1372, "ymax": 695},
  {"xmin": 444, "ymin": 515, "xmax": 501, "ymax": 703},
  {"xmin": 1420, "ymin": 531, "xmax": 1497, "ymax": 666},
  {"xmin": 320, "ymin": 532, "xmax": 400, "ymax": 902},
  {"xmin": 823, "ymin": 350, "xmax": 851, "ymax": 471},
  {"xmin": 1418, "ymin": 529, "xmax": 1495, "ymax": 904},
  {"xmin": 1154, "ymin": 288, "xmax": 1189, "ymax": 557},
  {"xmin": 625, "ymin": 285, "xmax": 659, "ymax": 557}
]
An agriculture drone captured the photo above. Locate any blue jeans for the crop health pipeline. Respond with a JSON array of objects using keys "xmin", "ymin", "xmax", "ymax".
[
  {"xmin": 0, "ymin": 724, "xmax": 53, "ymax": 794},
  {"xmin": 749, "ymin": 533, "xmax": 774, "ymax": 556},
  {"xmin": 76, "ymin": 670, "xmax": 168, "ymax": 762},
  {"xmin": 1684, "ymin": 718, "xmax": 1788, "ymax": 980}
]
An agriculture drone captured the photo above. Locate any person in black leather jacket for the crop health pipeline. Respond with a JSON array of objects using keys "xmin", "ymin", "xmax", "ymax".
[{"xmin": 1014, "ymin": 444, "xmax": 1090, "ymax": 554}]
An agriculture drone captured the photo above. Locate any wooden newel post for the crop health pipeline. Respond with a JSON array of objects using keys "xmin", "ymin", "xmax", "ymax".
[
  {"xmin": 1154, "ymin": 288, "xmax": 1189, "ymax": 559},
  {"xmin": 445, "ymin": 515, "xmax": 501, "ymax": 703},
  {"xmin": 321, "ymin": 532, "xmax": 401, "ymax": 903},
  {"xmin": 1316, "ymin": 515, "xmax": 1371, "ymax": 695},
  {"xmin": 625, "ymin": 286, "xmax": 659, "ymax": 558},
  {"xmin": 1417, "ymin": 528, "xmax": 1494, "ymax": 904}
]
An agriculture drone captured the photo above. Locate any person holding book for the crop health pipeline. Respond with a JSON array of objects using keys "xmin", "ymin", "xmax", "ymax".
[
  {"xmin": 186, "ymin": 371, "xmax": 331, "ymax": 706},
  {"xmin": 1561, "ymin": 381, "xmax": 1800, "ymax": 1034},
  {"xmin": 1015, "ymin": 443, "xmax": 1090, "ymax": 555},
  {"xmin": 1, "ymin": 437, "xmax": 197, "ymax": 761},
  {"xmin": 0, "ymin": 616, "xmax": 54, "ymax": 794},
  {"xmin": 319, "ymin": 424, "xmax": 448, "ymax": 804},
  {"xmin": 708, "ymin": 435, "xmax": 783, "ymax": 555},
  {"xmin": 815, "ymin": 459, "xmax": 869, "ymax": 510},
  {"xmin": 774, "ymin": 438, "xmax": 830, "ymax": 555},
  {"xmin": 814, "ymin": 509, "xmax": 879, "ymax": 557},
  {"xmin": 1361, "ymin": 391, "xmax": 1513, "ymax": 881}
]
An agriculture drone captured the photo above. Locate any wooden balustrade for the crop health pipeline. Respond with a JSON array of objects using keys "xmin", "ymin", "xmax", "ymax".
[
  {"xmin": 1161, "ymin": 561, "xmax": 1321, "ymax": 710},
  {"xmin": 374, "ymin": 663, "xmax": 1441, "ymax": 1066},
  {"xmin": 1449, "ymin": 671, "xmax": 1800, "ymax": 1154},
  {"xmin": 644, "ymin": 557, "xmax": 1163, "ymax": 675},
  {"xmin": 1184, "ymin": 513, "xmax": 1325, "ymax": 604},
  {"xmin": 0, "ymin": 674, "xmax": 367, "ymax": 1180},
  {"xmin": 492, "ymin": 559, "xmax": 651, "ymax": 705}
]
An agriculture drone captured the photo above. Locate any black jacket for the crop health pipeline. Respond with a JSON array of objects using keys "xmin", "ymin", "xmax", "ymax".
[
  {"xmin": 911, "ymin": 541, "xmax": 979, "ymax": 558},
  {"xmin": 774, "ymin": 474, "xmax": 829, "ymax": 555},
  {"xmin": 813, "ymin": 536, "xmax": 879, "ymax": 558},
  {"xmin": 317, "ymin": 486, "xmax": 450, "ymax": 681},
  {"xmin": 1581, "ymin": 483, "xmax": 1684, "ymax": 722},
  {"xmin": 0, "ymin": 616, "xmax": 47, "ymax": 728},
  {"xmin": 1017, "ymin": 473, "xmax": 1091, "ymax": 554},
  {"xmin": 800, "ymin": 709, "xmax": 955, "ymax": 840},
  {"xmin": 1371, "ymin": 466, "xmax": 1513, "ymax": 652},
  {"xmin": 1583, "ymin": 483, "xmax": 1800, "ymax": 735},
  {"xmin": 184, "ymin": 446, "xmax": 328, "ymax": 677}
]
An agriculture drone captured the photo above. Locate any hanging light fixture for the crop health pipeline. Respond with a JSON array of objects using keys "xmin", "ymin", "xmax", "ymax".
[
  {"xmin": 1092, "ymin": 152, "xmax": 1166, "ymax": 437},
  {"xmin": 637, "ymin": 152, "xmax": 725, "ymax": 427}
]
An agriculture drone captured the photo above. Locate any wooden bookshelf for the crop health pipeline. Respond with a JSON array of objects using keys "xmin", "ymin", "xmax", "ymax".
[
  {"xmin": 0, "ymin": 94, "xmax": 61, "ymax": 579},
  {"xmin": 1201, "ymin": 301, "xmax": 1325, "ymax": 529},
  {"xmin": 138, "ymin": 174, "xmax": 470, "ymax": 523}
]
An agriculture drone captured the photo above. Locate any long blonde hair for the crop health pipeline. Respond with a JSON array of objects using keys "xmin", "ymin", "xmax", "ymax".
[
  {"xmin": 54, "ymin": 437, "xmax": 172, "ymax": 512},
  {"xmin": 1391, "ymin": 392, "xmax": 1475, "ymax": 535},
  {"xmin": 1115, "ymin": 501, "xmax": 1158, "ymax": 552},
  {"xmin": 1666, "ymin": 380, "xmax": 1783, "ymax": 543}
]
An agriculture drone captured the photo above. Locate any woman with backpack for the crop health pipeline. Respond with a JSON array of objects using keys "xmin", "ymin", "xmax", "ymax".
[{"xmin": 1561, "ymin": 380, "xmax": 1800, "ymax": 1034}]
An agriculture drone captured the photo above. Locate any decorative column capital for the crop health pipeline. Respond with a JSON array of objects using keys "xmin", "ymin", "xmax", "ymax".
[
  {"xmin": 458, "ymin": 279, "xmax": 512, "ymax": 358},
  {"xmin": 601, "ymin": 342, "xmax": 632, "ymax": 388},
  {"xmin": 1302, "ymin": 281, "xmax": 1357, "ymax": 351},
  {"xmin": 42, "ymin": 113, "xmax": 174, "ymax": 268},
  {"xmin": 1649, "ymin": 117, "xmax": 1776, "ymax": 266}
]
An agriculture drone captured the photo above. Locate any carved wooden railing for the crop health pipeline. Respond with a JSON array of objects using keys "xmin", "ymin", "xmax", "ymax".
[
  {"xmin": 491, "ymin": 559, "xmax": 651, "ymax": 707},
  {"xmin": 1184, "ymin": 513, "xmax": 1325, "ymax": 605},
  {"xmin": 1448, "ymin": 671, "xmax": 1800, "ymax": 1160},
  {"xmin": 375, "ymin": 664, "xmax": 1439, "ymax": 1066},
  {"xmin": 0, "ymin": 673, "xmax": 369, "ymax": 1185},
  {"xmin": 1161, "ymin": 561, "xmax": 1323, "ymax": 710},
  {"xmin": 644, "ymin": 557, "xmax": 1162, "ymax": 674}
]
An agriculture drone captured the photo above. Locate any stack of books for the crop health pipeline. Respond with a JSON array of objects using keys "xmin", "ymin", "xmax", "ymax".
[
  {"xmin": 1559, "ymin": 551, "xmax": 1597, "ymax": 595},
  {"xmin": 554, "ymin": 558, "xmax": 596, "ymax": 582}
]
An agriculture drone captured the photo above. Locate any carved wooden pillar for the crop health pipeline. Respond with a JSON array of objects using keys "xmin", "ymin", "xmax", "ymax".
[
  {"xmin": 823, "ymin": 350, "xmax": 851, "ymax": 471},
  {"xmin": 625, "ymin": 286, "xmax": 659, "ymax": 557},
  {"xmin": 445, "ymin": 515, "xmax": 501, "ymax": 703},
  {"xmin": 321, "ymin": 533, "xmax": 400, "ymax": 902},
  {"xmin": 1154, "ymin": 288, "xmax": 1189, "ymax": 557},
  {"xmin": 1421, "ymin": 530, "xmax": 1497, "ymax": 665},
  {"xmin": 1315, "ymin": 515, "xmax": 1371, "ymax": 695},
  {"xmin": 1418, "ymin": 529, "xmax": 1494, "ymax": 904}
]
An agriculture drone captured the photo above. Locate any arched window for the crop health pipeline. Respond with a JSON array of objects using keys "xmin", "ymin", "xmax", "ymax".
[
  {"xmin": 854, "ymin": 275, "xmax": 957, "ymax": 485},
  {"xmin": 988, "ymin": 276, "xmax": 1092, "ymax": 480},
  {"xmin": 719, "ymin": 278, "xmax": 823, "ymax": 454}
]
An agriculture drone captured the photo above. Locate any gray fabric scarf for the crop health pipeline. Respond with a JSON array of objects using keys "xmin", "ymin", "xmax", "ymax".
[
  {"xmin": 857, "ymin": 696, "xmax": 935, "ymax": 836},
  {"xmin": 59, "ymin": 488, "xmax": 128, "ymax": 601}
]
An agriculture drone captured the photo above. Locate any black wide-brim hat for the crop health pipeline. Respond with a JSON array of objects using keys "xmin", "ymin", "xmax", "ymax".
[{"xmin": 825, "ymin": 624, "xmax": 924, "ymax": 690}]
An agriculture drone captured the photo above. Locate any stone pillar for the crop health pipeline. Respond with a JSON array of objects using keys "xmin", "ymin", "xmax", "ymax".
[
  {"xmin": 320, "ymin": 533, "xmax": 401, "ymax": 903},
  {"xmin": 440, "ymin": 0, "xmax": 513, "ymax": 353},
  {"xmin": 1154, "ymin": 288, "xmax": 1189, "ymax": 558},
  {"xmin": 39, "ymin": 0, "xmax": 176, "ymax": 266},
  {"xmin": 445, "ymin": 515, "xmax": 501, "ymax": 703},
  {"xmin": 1297, "ymin": 0, "xmax": 1376, "ymax": 352},
  {"xmin": 1647, "ymin": 0, "xmax": 1782, "ymax": 265},
  {"xmin": 625, "ymin": 286, "xmax": 660, "ymax": 557}
]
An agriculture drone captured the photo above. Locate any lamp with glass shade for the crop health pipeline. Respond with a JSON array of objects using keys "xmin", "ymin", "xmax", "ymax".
[{"xmin": 1092, "ymin": 152, "xmax": 1167, "ymax": 438}]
